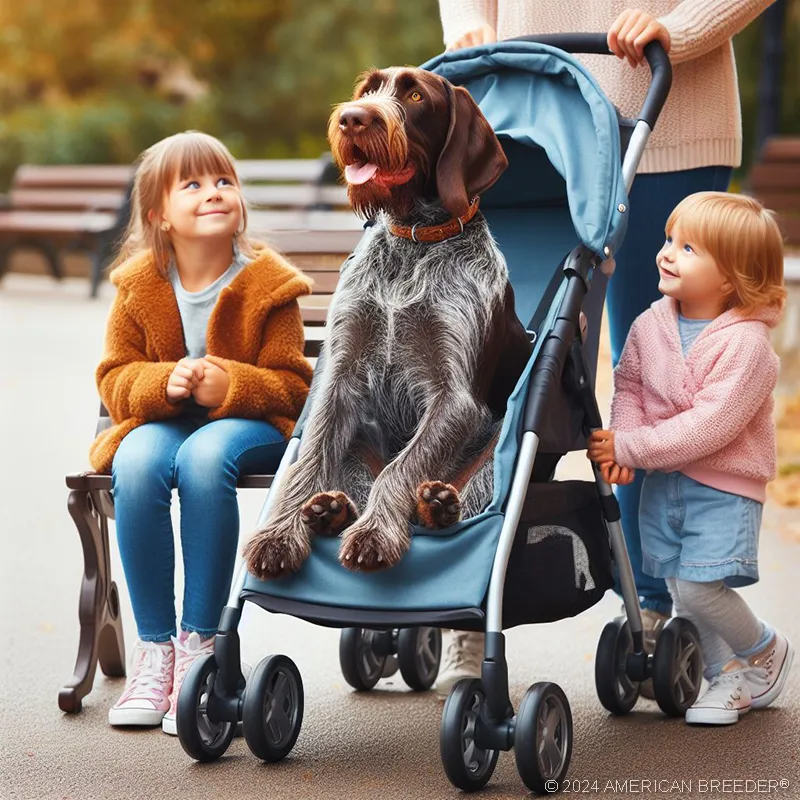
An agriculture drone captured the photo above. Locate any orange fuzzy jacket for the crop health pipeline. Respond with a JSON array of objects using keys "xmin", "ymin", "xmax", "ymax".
[{"xmin": 89, "ymin": 246, "xmax": 314, "ymax": 473}]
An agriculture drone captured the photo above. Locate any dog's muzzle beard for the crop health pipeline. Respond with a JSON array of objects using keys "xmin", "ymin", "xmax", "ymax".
[{"xmin": 328, "ymin": 98, "xmax": 424, "ymax": 220}]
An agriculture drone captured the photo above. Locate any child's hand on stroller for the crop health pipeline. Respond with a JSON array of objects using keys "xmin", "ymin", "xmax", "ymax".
[
  {"xmin": 608, "ymin": 9, "xmax": 671, "ymax": 68},
  {"xmin": 166, "ymin": 358, "xmax": 205, "ymax": 402},
  {"xmin": 447, "ymin": 24, "xmax": 497, "ymax": 52},
  {"xmin": 600, "ymin": 461, "xmax": 636, "ymax": 486},
  {"xmin": 587, "ymin": 429, "xmax": 617, "ymax": 463},
  {"xmin": 193, "ymin": 356, "xmax": 230, "ymax": 408}
]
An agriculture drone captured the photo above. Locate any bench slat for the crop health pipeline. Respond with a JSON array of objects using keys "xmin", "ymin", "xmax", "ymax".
[
  {"xmin": 260, "ymin": 228, "xmax": 362, "ymax": 254},
  {"xmin": 0, "ymin": 210, "xmax": 118, "ymax": 235},
  {"xmin": 66, "ymin": 472, "xmax": 273, "ymax": 491},
  {"xmin": 15, "ymin": 165, "xmax": 135, "ymax": 189},
  {"xmin": 9, "ymin": 189, "xmax": 128, "ymax": 213},
  {"xmin": 750, "ymin": 163, "xmax": 800, "ymax": 191},
  {"xmin": 246, "ymin": 209, "xmax": 362, "ymax": 231},
  {"xmin": 760, "ymin": 138, "xmax": 800, "ymax": 162},
  {"xmin": 236, "ymin": 159, "xmax": 326, "ymax": 182},
  {"xmin": 244, "ymin": 184, "xmax": 349, "ymax": 208}
]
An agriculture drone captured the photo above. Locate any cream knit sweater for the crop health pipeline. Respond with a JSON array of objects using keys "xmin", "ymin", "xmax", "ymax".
[{"xmin": 438, "ymin": 1, "xmax": 774, "ymax": 173}]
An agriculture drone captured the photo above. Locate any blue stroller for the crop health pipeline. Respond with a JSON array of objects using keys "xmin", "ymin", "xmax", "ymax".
[{"xmin": 175, "ymin": 36, "xmax": 703, "ymax": 793}]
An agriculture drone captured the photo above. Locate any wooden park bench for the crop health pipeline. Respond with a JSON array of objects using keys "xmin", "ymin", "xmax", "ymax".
[
  {"xmin": 749, "ymin": 137, "xmax": 800, "ymax": 246},
  {"xmin": 0, "ymin": 164, "xmax": 135, "ymax": 296},
  {"xmin": 59, "ymin": 221, "xmax": 363, "ymax": 714},
  {"xmin": 1, "ymin": 155, "xmax": 359, "ymax": 297}
]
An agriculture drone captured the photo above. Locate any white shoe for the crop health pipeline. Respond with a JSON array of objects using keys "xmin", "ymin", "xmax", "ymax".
[
  {"xmin": 434, "ymin": 630, "xmax": 484, "ymax": 700},
  {"xmin": 108, "ymin": 640, "xmax": 174, "ymax": 727},
  {"xmin": 685, "ymin": 662, "xmax": 751, "ymax": 725},
  {"xmin": 746, "ymin": 631, "xmax": 794, "ymax": 710},
  {"xmin": 162, "ymin": 632, "xmax": 215, "ymax": 736}
]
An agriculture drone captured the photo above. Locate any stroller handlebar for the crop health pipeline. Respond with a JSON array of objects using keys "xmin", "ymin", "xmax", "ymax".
[{"xmin": 508, "ymin": 34, "xmax": 672, "ymax": 131}]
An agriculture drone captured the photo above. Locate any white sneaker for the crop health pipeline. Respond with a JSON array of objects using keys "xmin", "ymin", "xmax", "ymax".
[
  {"xmin": 434, "ymin": 630, "xmax": 484, "ymax": 700},
  {"xmin": 162, "ymin": 632, "xmax": 215, "ymax": 736},
  {"xmin": 746, "ymin": 631, "xmax": 794, "ymax": 710},
  {"xmin": 685, "ymin": 662, "xmax": 751, "ymax": 725},
  {"xmin": 108, "ymin": 640, "xmax": 174, "ymax": 727}
]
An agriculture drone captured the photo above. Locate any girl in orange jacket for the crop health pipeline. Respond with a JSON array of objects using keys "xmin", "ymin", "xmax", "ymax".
[{"xmin": 96, "ymin": 131, "xmax": 312, "ymax": 734}]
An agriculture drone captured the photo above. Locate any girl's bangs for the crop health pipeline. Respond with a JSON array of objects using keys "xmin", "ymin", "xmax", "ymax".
[{"xmin": 160, "ymin": 135, "xmax": 239, "ymax": 186}]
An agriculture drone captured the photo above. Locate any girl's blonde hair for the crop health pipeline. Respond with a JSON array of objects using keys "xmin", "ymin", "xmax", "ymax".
[
  {"xmin": 114, "ymin": 130, "xmax": 253, "ymax": 275},
  {"xmin": 666, "ymin": 191, "xmax": 786, "ymax": 315}
]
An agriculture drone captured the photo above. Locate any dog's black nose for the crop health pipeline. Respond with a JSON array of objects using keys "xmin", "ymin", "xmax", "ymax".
[{"xmin": 339, "ymin": 107, "xmax": 373, "ymax": 135}]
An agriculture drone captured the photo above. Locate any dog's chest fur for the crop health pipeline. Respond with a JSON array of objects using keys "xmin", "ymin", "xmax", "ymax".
[{"xmin": 325, "ymin": 209, "xmax": 508, "ymax": 443}]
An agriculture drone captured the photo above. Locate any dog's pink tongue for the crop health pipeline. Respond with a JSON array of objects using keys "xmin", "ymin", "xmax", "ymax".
[{"xmin": 344, "ymin": 161, "xmax": 379, "ymax": 185}]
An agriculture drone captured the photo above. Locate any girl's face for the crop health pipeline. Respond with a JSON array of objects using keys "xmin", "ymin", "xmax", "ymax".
[
  {"xmin": 656, "ymin": 221, "xmax": 731, "ymax": 315},
  {"xmin": 160, "ymin": 171, "xmax": 243, "ymax": 242}
]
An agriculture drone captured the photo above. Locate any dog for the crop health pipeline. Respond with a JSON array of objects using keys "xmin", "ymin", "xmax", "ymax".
[{"xmin": 244, "ymin": 67, "xmax": 532, "ymax": 580}]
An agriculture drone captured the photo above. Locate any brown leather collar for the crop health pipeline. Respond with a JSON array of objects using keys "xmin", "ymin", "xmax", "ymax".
[{"xmin": 388, "ymin": 196, "xmax": 480, "ymax": 243}]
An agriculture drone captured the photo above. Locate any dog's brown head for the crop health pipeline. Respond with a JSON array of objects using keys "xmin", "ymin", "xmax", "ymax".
[{"xmin": 328, "ymin": 67, "xmax": 507, "ymax": 221}]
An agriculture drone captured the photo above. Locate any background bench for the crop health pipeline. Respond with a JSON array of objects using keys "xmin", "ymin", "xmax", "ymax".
[
  {"xmin": 1, "ymin": 155, "xmax": 362, "ymax": 297},
  {"xmin": 749, "ymin": 136, "xmax": 800, "ymax": 246},
  {"xmin": 0, "ymin": 164, "xmax": 135, "ymax": 295}
]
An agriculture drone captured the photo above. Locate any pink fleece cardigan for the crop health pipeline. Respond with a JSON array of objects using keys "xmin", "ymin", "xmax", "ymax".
[{"xmin": 610, "ymin": 297, "xmax": 781, "ymax": 503}]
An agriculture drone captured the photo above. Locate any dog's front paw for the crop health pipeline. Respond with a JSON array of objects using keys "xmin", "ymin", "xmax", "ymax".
[
  {"xmin": 416, "ymin": 481, "xmax": 461, "ymax": 529},
  {"xmin": 338, "ymin": 518, "xmax": 410, "ymax": 573},
  {"xmin": 300, "ymin": 491, "xmax": 358, "ymax": 536},
  {"xmin": 243, "ymin": 524, "xmax": 311, "ymax": 580}
]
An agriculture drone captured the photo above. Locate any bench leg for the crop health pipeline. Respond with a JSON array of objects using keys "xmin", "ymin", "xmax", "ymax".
[
  {"xmin": 89, "ymin": 234, "xmax": 114, "ymax": 298},
  {"xmin": 38, "ymin": 241, "xmax": 64, "ymax": 281},
  {"xmin": 0, "ymin": 244, "xmax": 11, "ymax": 280},
  {"xmin": 60, "ymin": 490, "xmax": 126, "ymax": 714}
]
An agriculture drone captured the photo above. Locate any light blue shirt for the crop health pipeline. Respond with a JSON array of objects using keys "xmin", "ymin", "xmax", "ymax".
[
  {"xmin": 677, "ymin": 314, "xmax": 712, "ymax": 357},
  {"xmin": 168, "ymin": 249, "xmax": 249, "ymax": 359}
]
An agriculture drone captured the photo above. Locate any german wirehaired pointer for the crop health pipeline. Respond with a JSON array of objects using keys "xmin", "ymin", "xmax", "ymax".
[{"xmin": 244, "ymin": 67, "xmax": 532, "ymax": 579}]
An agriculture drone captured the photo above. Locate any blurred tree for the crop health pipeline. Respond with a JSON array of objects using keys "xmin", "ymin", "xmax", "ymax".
[{"xmin": 0, "ymin": 0, "xmax": 797, "ymax": 190}]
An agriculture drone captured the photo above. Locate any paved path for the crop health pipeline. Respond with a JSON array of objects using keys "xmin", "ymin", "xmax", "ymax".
[{"xmin": 1, "ymin": 274, "xmax": 799, "ymax": 800}]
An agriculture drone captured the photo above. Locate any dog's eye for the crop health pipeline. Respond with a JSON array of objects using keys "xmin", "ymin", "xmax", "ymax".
[{"xmin": 410, "ymin": 91, "xmax": 423, "ymax": 102}]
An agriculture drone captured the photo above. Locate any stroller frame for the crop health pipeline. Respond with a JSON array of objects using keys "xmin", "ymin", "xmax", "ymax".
[{"xmin": 174, "ymin": 35, "xmax": 701, "ymax": 795}]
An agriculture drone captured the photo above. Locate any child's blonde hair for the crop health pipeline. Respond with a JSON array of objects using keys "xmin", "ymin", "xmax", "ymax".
[
  {"xmin": 666, "ymin": 191, "xmax": 786, "ymax": 315},
  {"xmin": 115, "ymin": 130, "xmax": 253, "ymax": 275}
]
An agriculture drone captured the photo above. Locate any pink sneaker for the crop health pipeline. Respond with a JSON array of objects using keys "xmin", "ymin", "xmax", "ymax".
[
  {"xmin": 162, "ymin": 631, "xmax": 215, "ymax": 736},
  {"xmin": 108, "ymin": 640, "xmax": 174, "ymax": 727}
]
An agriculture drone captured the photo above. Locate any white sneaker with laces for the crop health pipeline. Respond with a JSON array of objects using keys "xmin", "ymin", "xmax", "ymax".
[
  {"xmin": 684, "ymin": 662, "xmax": 751, "ymax": 725},
  {"xmin": 434, "ymin": 630, "xmax": 484, "ymax": 700},
  {"xmin": 162, "ymin": 631, "xmax": 215, "ymax": 736},
  {"xmin": 746, "ymin": 631, "xmax": 794, "ymax": 710},
  {"xmin": 108, "ymin": 639, "xmax": 174, "ymax": 727}
]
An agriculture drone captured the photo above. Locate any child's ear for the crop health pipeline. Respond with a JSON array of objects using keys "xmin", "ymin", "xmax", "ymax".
[{"xmin": 147, "ymin": 209, "xmax": 157, "ymax": 224}]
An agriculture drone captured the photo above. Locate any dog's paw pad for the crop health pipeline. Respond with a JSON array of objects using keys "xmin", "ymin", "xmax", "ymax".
[
  {"xmin": 339, "ymin": 525, "xmax": 406, "ymax": 572},
  {"xmin": 300, "ymin": 492, "xmax": 357, "ymax": 536},
  {"xmin": 416, "ymin": 481, "xmax": 461, "ymax": 529},
  {"xmin": 243, "ymin": 528, "xmax": 310, "ymax": 580}
]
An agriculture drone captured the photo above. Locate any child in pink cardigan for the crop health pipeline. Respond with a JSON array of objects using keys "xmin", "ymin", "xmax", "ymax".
[{"xmin": 588, "ymin": 192, "xmax": 793, "ymax": 726}]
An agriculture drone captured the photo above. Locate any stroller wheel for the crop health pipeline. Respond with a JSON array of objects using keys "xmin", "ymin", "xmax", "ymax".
[
  {"xmin": 652, "ymin": 617, "xmax": 702, "ymax": 717},
  {"xmin": 440, "ymin": 678, "xmax": 499, "ymax": 792},
  {"xmin": 176, "ymin": 654, "xmax": 236, "ymax": 762},
  {"xmin": 397, "ymin": 627, "xmax": 442, "ymax": 691},
  {"xmin": 595, "ymin": 617, "xmax": 640, "ymax": 715},
  {"xmin": 339, "ymin": 628, "xmax": 386, "ymax": 690},
  {"xmin": 242, "ymin": 654, "xmax": 304, "ymax": 762},
  {"xmin": 514, "ymin": 682, "xmax": 573, "ymax": 794}
]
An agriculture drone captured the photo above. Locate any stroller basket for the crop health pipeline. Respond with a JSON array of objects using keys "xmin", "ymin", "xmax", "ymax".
[{"xmin": 503, "ymin": 480, "xmax": 613, "ymax": 629}]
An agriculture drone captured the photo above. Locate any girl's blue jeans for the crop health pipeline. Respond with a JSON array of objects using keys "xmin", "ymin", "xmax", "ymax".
[
  {"xmin": 591, "ymin": 165, "xmax": 733, "ymax": 616},
  {"xmin": 112, "ymin": 415, "xmax": 287, "ymax": 642}
]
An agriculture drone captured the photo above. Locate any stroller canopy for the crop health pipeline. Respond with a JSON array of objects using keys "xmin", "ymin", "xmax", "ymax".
[{"xmin": 422, "ymin": 42, "xmax": 629, "ymax": 259}]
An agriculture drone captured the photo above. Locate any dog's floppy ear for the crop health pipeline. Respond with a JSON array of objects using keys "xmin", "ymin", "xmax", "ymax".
[{"xmin": 435, "ymin": 84, "xmax": 507, "ymax": 218}]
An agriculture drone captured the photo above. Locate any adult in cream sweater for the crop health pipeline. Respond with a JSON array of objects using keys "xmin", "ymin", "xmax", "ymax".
[{"xmin": 434, "ymin": 1, "xmax": 775, "ymax": 699}]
